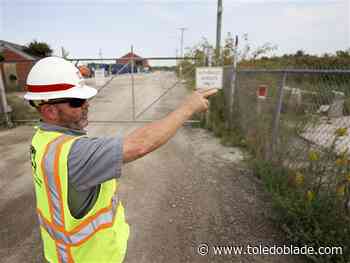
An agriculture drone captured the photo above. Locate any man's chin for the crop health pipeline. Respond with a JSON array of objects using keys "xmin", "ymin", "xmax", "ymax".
[{"xmin": 78, "ymin": 119, "xmax": 89, "ymax": 130}]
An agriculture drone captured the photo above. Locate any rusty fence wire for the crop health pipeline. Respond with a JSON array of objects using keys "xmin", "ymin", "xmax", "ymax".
[{"xmin": 223, "ymin": 67, "xmax": 350, "ymax": 169}]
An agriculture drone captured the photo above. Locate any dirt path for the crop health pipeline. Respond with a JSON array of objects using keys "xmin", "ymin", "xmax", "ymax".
[{"xmin": 0, "ymin": 72, "xmax": 304, "ymax": 262}]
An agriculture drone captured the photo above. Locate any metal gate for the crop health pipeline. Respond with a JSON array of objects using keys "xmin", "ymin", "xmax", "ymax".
[
  {"xmin": 1, "ymin": 55, "xmax": 202, "ymax": 125},
  {"xmin": 71, "ymin": 56, "xmax": 200, "ymax": 124}
]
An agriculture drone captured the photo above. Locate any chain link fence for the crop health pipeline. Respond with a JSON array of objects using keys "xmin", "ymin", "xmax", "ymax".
[
  {"xmin": 222, "ymin": 66, "xmax": 350, "ymax": 169},
  {"xmin": 204, "ymin": 64, "xmax": 350, "ymax": 262}
]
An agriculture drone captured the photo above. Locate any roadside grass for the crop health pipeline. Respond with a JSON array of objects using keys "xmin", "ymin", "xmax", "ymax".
[{"xmin": 251, "ymin": 158, "xmax": 350, "ymax": 263}]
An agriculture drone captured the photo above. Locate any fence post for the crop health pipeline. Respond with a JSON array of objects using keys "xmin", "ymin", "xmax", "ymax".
[
  {"xmin": 205, "ymin": 49, "xmax": 212, "ymax": 128},
  {"xmin": 270, "ymin": 72, "xmax": 287, "ymax": 160},
  {"xmin": 229, "ymin": 50, "xmax": 238, "ymax": 130},
  {"xmin": 131, "ymin": 58, "xmax": 135, "ymax": 121},
  {"xmin": 229, "ymin": 36, "xmax": 239, "ymax": 130},
  {"xmin": 0, "ymin": 67, "xmax": 12, "ymax": 128},
  {"xmin": 203, "ymin": 47, "xmax": 207, "ymax": 67}
]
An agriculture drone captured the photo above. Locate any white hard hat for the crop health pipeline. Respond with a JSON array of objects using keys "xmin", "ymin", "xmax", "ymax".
[{"xmin": 24, "ymin": 56, "xmax": 97, "ymax": 101}]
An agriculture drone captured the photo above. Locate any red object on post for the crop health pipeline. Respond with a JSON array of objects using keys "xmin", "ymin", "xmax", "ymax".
[{"xmin": 257, "ymin": 85, "xmax": 268, "ymax": 98}]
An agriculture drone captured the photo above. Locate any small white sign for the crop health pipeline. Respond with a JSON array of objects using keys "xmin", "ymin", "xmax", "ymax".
[
  {"xmin": 95, "ymin": 69, "xmax": 105, "ymax": 86},
  {"xmin": 196, "ymin": 67, "xmax": 223, "ymax": 90}
]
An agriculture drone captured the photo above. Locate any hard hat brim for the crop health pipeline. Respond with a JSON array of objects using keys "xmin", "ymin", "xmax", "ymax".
[{"xmin": 24, "ymin": 84, "xmax": 97, "ymax": 101}]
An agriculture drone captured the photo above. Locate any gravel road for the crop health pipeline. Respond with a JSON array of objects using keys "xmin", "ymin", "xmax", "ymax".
[{"xmin": 0, "ymin": 72, "xmax": 304, "ymax": 263}]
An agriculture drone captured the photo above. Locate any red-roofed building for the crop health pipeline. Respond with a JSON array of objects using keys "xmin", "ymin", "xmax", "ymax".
[
  {"xmin": 116, "ymin": 52, "xmax": 150, "ymax": 70},
  {"xmin": 0, "ymin": 40, "xmax": 39, "ymax": 91}
]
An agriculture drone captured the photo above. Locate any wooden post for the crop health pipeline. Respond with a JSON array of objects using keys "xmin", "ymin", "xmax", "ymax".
[{"xmin": 0, "ymin": 67, "xmax": 12, "ymax": 128}]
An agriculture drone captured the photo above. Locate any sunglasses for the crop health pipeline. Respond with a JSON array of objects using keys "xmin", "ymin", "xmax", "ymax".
[{"xmin": 30, "ymin": 98, "xmax": 87, "ymax": 108}]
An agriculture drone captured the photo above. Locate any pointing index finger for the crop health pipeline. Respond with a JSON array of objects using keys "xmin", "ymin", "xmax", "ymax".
[{"xmin": 200, "ymin": 88, "xmax": 218, "ymax": 98}]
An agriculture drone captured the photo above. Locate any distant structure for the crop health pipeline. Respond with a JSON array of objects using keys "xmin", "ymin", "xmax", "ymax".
[
  {"xmin": 88, "ymin": 51, "xmax": 151, "ymax": 75},
  {"xmin": 0, "ymin": 40, "xmax": 38, "ymax": 91},
  {"xmin": 116, "ymin": 52, "xmax": 150, "ymax": 73}
]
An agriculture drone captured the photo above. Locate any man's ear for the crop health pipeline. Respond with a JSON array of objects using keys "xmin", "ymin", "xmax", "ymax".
[{"xmin": 39, "ymin": 104, "xmax": 59, "ymax": 121}]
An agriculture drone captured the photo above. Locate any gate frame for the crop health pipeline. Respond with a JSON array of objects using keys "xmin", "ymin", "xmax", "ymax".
[{"xmin": 4, "ymin": 54, "xmax": 201, "ymax": 125}]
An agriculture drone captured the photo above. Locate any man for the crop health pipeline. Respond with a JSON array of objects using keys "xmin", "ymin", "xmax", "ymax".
[{"xmin": 25, "ymin": 56, "xmax": 217, "ymax": 263}]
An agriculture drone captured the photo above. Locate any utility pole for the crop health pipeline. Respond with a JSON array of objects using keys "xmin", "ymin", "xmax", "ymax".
[
  {"xmin": 178, "ymin": 27, "xmax": 187, "ymax": 58},
  {"xmin": 96, "ymin": 48, "xmax": 103, "ymax": 69},
  {"xmin": 216, "ymin": 0, "xmax": 223, "ymax": 65},
  {"xmin": 99, "ymin": 48, "xmax": 103, "ymax": 63},
  {"xmin": 61, "ymin": 47, "xmax": 69, "ymax": 59},
  {"xmin": 98, "ymin": 48, "xmax": 103, "ymax": 60},
  {"xmin": 178, "ymin": 27, "xmax": 187, "ymax": 78}
]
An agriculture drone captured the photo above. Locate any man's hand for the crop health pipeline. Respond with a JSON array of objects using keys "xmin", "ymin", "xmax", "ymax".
[{"xmin": 182, "ymin": 89, "xmax": 218, "ymax": 114}]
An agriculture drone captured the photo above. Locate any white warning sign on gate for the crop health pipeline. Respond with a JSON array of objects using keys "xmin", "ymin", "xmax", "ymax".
[{"xmin": 196, "ymin": 67, "xmax": 223, "ymax": 90}]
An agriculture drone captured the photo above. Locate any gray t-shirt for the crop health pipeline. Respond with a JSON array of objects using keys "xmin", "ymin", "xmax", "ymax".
[{"xmin": 39, "ymin": 123, "xmax": 123, "ymax": 218}]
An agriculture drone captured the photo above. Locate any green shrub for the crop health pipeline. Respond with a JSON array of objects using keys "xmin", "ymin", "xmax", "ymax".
[{"xmin": 9, "ymin": 74, "xmax": 17, "ymax": 82}]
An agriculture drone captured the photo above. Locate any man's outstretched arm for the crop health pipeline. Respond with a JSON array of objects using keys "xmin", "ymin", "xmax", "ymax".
[{"xmin": 122, "ymin": 89, "xmax": 218, "ymax": 163}]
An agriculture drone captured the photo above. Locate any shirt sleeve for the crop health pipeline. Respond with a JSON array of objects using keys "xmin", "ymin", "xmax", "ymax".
[{"xmin": 68, "ymin": 136, "xmax": 123, "ymax": 191}]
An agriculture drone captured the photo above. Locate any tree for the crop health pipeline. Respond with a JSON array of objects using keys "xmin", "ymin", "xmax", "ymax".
[
  {"xmin": 236, "ymin": 34, "xmax": 277, "ymax": 61},
  {"xmin": 221, "ymin": 32, "xmax": 235, "ymax": 65},
  {"xmin": 23, "ymin": 40, "xmax": 53, "ymax": 57},
  {"xmin": 251, "ymin": 42, "xmax": 278, "ymax": 59},
  {"xmin": 239, "ymin": 33, "xmax": 251, "ymax": 61},
  {"xmin": 336, "ymin": 49, "xmax": 350, "ymax": 58},
  {"xmin": 295, "ymin": 50, "xmax": 305, "ymax": 57}
]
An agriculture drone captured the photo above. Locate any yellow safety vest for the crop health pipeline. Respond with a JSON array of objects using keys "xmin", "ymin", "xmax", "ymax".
[{"xmin": 30, "ymin": 128, "xmax": 129, "ymax": 263}]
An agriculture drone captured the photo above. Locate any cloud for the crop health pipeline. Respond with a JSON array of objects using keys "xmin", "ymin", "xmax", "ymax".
[
  {"xmin": 2, "ymin": 0, "xmax": 348, "ymax": 58},
  {"xmin": 283, "ymin": 1, "xmax": 346, "ymax": 23},
  {"xmin": 0, "ymin": 2, "xmax": 3, "ymax": 35},
  {"xmin": 146, "ymin": 4, "xmax": 185, "ymax": 26}
]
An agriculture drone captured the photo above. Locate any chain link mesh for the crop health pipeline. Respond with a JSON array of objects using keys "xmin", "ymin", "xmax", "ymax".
[{"xmin": 228, "ymin": 66, "xmax": 350, "ymax": 168}]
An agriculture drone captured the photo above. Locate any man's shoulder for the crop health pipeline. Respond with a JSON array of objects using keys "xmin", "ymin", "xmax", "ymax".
[
  {"xmin": 69, "ymin": 136, "xmax": 123, "ymax": 162},
  {"xmin": 39, "ymin": 122, "xmax": 87, "ymax": 137}
]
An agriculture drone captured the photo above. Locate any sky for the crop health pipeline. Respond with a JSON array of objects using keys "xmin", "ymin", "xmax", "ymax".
[{"xmin": 0, "ymin": 0, "xmax": 349, "ymax": 66}]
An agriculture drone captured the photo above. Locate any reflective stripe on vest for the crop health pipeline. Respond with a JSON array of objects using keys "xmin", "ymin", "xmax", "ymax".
[
  {"xmin": 37, "ymin": 135, "xmax": 118, "ymax": 262},
  {"xmin": 57, "ymin": 242, "xmax": 73, "ymax": 263}
]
